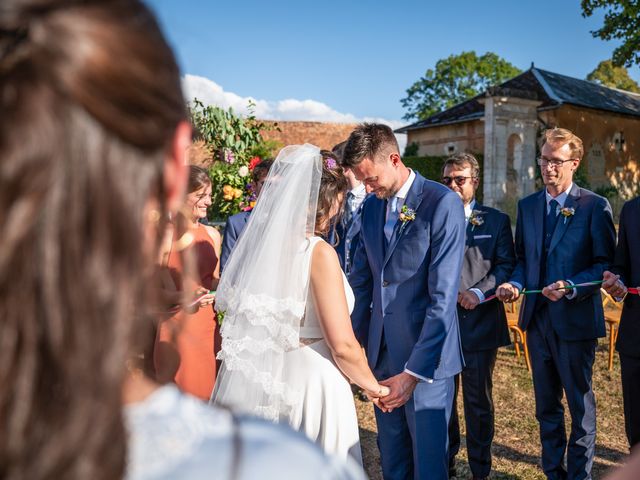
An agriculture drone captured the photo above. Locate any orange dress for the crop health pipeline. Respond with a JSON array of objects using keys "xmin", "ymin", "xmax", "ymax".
[{"xmin": 154, "ymin": 223, "xmax": 221, "ymax": 400}]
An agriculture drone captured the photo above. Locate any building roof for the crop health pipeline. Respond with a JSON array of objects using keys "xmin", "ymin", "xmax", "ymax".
[{"xmin": 396, "ymin": 66, "xmax": 640, "ymax": 133}]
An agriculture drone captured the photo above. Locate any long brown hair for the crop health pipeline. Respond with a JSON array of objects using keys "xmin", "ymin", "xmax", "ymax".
[
  {"xmin": 314, "ymin": 150, "xmax": 348, "ymax": 237},
  {"xmin": 0, "ymin": 1, "xmax": 185, "ymax": 479}
]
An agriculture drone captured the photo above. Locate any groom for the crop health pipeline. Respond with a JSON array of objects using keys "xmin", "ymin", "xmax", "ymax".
[{"xmin": 343, "ymin": 123, "xmax": 465, "ymax": 480}]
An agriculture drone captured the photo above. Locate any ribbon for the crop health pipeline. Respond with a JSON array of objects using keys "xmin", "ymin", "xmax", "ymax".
[{"xmin": 480, "ymin": 280, "xmax": 603, "ymax": 304}]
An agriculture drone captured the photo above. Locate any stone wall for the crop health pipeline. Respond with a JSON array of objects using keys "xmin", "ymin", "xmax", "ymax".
[
  {"xmin": 406, "ymin": 120, "xmax": 484, "ymax": 157},
  {"xmin": 261, "ymin": 121, "xmax": 358, "ymax": 151},
  {"xmin": 541, "ymin": 105, "xmax": 640, "ymax": 205}
]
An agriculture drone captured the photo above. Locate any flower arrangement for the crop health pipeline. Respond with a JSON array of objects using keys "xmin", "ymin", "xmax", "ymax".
[
  {"xmin": 189, "ymin": 99, "xmax": 281, "ymax": 220},
  {"xmin": 399, "ymin": 205, "xmax": 416, "ymax": 223},
  {"xmin": 469, "ymin": 209, "xmax": 485, "ymax": 231},
  {"xmin": 559, "ymin": 206, "xmax": 575, "ymax": 224}
]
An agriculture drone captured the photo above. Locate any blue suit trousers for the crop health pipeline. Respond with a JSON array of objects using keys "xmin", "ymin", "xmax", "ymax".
[{"xmin": 373, "ymin": 343, "xmax": 454, "ymax": 480}]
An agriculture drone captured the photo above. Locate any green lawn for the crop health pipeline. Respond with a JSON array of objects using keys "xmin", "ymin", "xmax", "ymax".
[{"xmin": 357, "ymin": 338, "xmax": 629, "ymax": 479}]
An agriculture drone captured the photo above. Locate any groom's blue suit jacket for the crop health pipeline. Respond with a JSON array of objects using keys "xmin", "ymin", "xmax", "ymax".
[{"xmin": 349, "ymin": 172, "xmax": 465, "ymax": 380}]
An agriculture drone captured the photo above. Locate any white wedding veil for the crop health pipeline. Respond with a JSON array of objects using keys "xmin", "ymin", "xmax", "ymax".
[{"xmin": 212, "ymin": 144, "xmax": 322, "ymax": 420}]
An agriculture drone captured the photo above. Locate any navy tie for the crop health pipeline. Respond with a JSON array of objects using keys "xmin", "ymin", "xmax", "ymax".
[{"xmin": 544, "ymin": 199, "xmax": 560, "ymax": 250}]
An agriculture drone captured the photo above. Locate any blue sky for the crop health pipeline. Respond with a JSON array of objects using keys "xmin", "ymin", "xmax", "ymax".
[{"xmin": 147, "ymin": 0, "xmax": 636, "ymax": 127}]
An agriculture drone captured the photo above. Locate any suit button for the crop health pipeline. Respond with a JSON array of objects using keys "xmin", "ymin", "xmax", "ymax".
[{"xmin": 382, "ymin": 281, "xmax": 389, "ymax": 287}]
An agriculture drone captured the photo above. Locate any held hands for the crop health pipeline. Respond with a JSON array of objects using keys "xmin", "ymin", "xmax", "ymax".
[
  {"xmin": 376, "ymin": 372, "xmax": 419, "ymax": 412},
  {"xmin": 602, "ymin": 271, "xmax": 627, "ymax": 299},
  {"xmin": 365, "ymin": 384, "xmax": 391, "ymax": 413},
  {"xmin": 496, "ymin": 283, "xmax": 520, "ymax": 303},
  {"xmin": 541, "ymin": 280, "xmax": 568, "ymax": 302},
  {"xmin": 458, "ymin": 290, "xmax": 480, "ymax": 310}
]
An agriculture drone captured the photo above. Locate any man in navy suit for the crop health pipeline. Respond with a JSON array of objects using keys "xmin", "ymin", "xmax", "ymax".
[
  {"xmin": 219, "ymin": 159, "xmax": 273, "ymax": 273},
  {"xmin": 335, "ymin": 170, "xmax": 367, "ymax": 275},
  {"xmin": 344, "ymin": 123, "xmax": 465, "ymax": 480},
  {"xmin": 497, "ymin": 128, "xmax": 615, "ymax": 480},
  {"xmin": 602, "ymin": 196, "xmax": 640, "ymax": 451},
  {"xmin": 443, "ymin": 153, "xmax": 515, "ymax": 480}
]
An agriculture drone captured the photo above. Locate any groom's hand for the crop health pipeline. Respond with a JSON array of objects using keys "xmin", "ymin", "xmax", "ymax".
[{"xmin": 379, "ymin": 372, "xmax": 418, "ymax": 410}]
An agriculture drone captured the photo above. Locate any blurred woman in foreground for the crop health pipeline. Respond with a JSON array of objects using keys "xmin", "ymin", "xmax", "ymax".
[{"xmin": 0, "ymin": 1, "xmax": 363, "ymax": 479}]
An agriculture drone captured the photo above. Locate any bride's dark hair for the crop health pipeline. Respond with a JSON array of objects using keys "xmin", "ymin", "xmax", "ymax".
[
  {"xmin": 0, "ymin": 1, "xmax": 185, "ymax": 479},
  {"xmin": 314, "ymin": 150, "xmax": 348, "ymax": 237}
]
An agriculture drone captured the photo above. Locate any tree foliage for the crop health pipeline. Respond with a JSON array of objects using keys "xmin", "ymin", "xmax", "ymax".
[
  {"xmin": 400, "ymin": 51, "xmax": 521, "ymax": 121},
  {"xmin": 587, "ymin": 59, "xmax": 640, "ymax": 92},
  {"xmin": 581, "ymin": 0, "xmax": 640, "ymax": 68}
]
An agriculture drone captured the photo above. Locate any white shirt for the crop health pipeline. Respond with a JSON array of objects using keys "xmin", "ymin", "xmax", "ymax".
[
  {"xmin": 464, "ymin": 199, "xmax": 476, "ymax": 224},
  {"xmin": 348, "ymin": 183, "xmax": 366, "ymax": 214},
  {"xmin": 392, "ymin": 169, "xmax": 416, "ymax": 213},
  {"xmin": 545, "ymin": 182, "xmax": 573, "ymax": 214}
]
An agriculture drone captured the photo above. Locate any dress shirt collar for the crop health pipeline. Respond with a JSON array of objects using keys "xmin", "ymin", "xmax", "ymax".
[
  {"xmin": 350, "ymin": 182, "xmax": 366, "ymax": 198},
  {"xmin": 394, "ymin": 169, "xmax": 416, "ymax": 201},
  {"xmin": 545, "ymin": 182, "xmax": 573, "ymax": 210},
  {"xmin": 464, "ymin": 199, "xmax": 476, "ymax": 220}
]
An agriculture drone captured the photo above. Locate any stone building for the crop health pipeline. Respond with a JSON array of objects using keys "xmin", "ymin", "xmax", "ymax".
[{"xmin": 396, "ymin": 66, "xmax": 640, "ymax": 215}]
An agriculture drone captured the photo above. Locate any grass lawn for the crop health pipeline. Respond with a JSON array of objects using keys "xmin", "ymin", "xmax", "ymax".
[{"xmin": 357, "ymin": 337, "xmax": 629, "ymax": 479}]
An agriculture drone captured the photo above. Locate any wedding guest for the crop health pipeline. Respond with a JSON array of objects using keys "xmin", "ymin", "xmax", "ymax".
[
  {"xmin": 0, "ymin": 1, "xmax": 363, "ymax": 479},
  {"xmin": 154, "ymin": 165, "xmax": 221, "ymax": 400},
  {"xmin": 443, "ymin": 154, "xmax": 515, "ymax": 480},
  {"xmin": 344, "ymin": 123, "xmax": 465, "ymax": 480},
  {"xmin": 497, "ymin": 128, "xmax": 616, "ymax": 480},
  {"xmin": 333, "ymin": 141, "xmax": 367, "ymax": 275},
  {"xmin": 602, "ymin": 195, "xmax": 640, "ymax": 450},
  {"xmin": 220, "ymin": 159, "xmax": 273, "ymax": 272}
]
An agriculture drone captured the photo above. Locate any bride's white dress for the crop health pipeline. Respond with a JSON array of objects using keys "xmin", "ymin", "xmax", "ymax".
[{"xmin": 281, "ymin": 236, "xmax": 362, "ymax": 464}]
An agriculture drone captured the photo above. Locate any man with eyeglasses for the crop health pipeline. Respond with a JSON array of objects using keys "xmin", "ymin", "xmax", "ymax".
[
  {"xmin": 442, "ymin": 153, "xmax": 515, "ymax": 480},
  {"xmin": 496, "ymin": 128, "xmax": 615, "ymax": 480}
]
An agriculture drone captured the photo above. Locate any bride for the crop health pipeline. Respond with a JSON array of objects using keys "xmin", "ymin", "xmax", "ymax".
[{"xmin": 211, "ymin": 144, "xmax": 389, "ymax": 463}]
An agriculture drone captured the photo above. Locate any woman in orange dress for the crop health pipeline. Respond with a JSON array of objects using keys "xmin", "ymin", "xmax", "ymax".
[{"xmin": 154, "ymin": 165, "xmax": 222, "ymax": 400}]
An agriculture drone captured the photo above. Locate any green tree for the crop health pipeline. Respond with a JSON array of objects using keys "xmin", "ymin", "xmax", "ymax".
[
  {"xmin": 581, "ymin": 0, "xmax": 640, "ymax": 68},
  {"xmin": 401, "ymin": 51, "xmax": 521, "ymax": 121},
  {"xmin": 587, "ymin": 59, "xmax": 640, "ymax": 92}
]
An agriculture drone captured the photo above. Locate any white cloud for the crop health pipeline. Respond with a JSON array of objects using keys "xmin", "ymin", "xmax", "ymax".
[{"xmin": 182, "ymin": 74, "xmax": 407, "ymax": 152}]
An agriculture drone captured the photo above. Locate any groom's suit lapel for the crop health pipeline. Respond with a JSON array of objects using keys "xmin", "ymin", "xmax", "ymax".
[{"xmin": 383, "ymin": 174, "xmax": 426, "ymax": 269}]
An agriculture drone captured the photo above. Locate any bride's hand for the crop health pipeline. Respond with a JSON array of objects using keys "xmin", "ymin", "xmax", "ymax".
[
  {"xmin": 365, "ymin": 384, "xmax": 390, "ymax": 399},
  {"xmin": 366, "ymin": 385, "xmax": 391, "ymax": 413}
]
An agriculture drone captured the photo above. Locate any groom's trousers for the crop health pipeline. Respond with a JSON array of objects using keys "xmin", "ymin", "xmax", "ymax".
[{"xmin": 373, "ymin": 343, "xmax": 454, "ymax": 480}]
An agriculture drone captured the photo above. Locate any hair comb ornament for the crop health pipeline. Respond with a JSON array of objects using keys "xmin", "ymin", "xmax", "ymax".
[{"xmin": 325, "ymin": 157, "xmax": 337, "ymax": 170}]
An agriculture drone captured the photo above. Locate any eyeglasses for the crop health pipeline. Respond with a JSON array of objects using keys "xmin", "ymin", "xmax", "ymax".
[
  {"xmin": 442, "ymin": 176, "xmax": 475, "ymax": 186},
  {"xmin": 537, "ymin": 157, "xmax": 576, "ymax": 168}
]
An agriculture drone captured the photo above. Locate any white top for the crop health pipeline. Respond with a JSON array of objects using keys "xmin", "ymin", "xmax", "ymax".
[
  {"xmin": 300, "ymin": 237, "xmax": 355, "ymax": 339},
  {"xmin": 125, "ymin": 385, "xmax": 364, "ymax": 480}
]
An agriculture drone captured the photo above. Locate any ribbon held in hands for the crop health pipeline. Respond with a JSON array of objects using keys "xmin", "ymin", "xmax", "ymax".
[{"xmin": 481, "ymin": 280, "xmax": 604, "ymax": 304}]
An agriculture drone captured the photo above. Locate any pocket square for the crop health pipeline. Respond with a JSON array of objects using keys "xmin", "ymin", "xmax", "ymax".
[{"xmin": 473, "ymin": 234, "xmax": 492, "ymax": 239}]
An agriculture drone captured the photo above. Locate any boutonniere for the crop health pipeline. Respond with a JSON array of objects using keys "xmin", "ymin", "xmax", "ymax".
[
  {"xmin": 559, "ymin": 206, "xmax": 575, "ymax": 224},
  {"xmin": 397, "ymin": 205, "xmax": 416, "ymax": 235},
  {"xmin": 399, "ymin": 205, "xmax": 416, "ymax": 223},
  {"xmin": 469, "ymin": 209, "xmax": 485, "ymax": 231}
]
